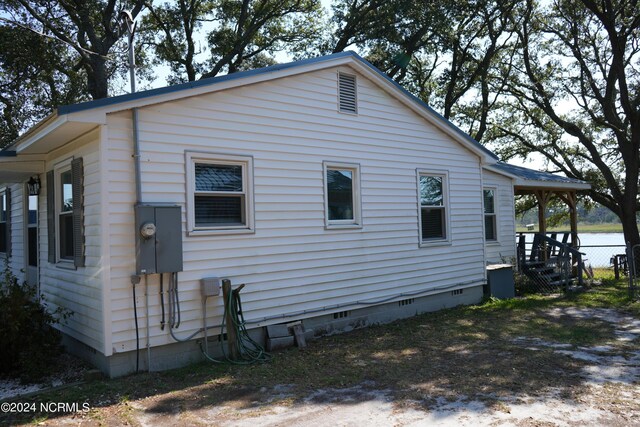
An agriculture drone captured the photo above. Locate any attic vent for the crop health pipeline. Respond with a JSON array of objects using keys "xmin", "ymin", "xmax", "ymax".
[{"xmin": 338, "ymin": 72, "xmax": 357, "ymax": 114}]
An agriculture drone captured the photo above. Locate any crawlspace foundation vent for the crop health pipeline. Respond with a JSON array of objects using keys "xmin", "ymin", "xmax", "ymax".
[
  {"xmin": 399, "ymin": 298, "xmax": 415, "ymax": 307},
  {"xmin": 333, "ymin": 310, "xmax": 351, "ymax": 319}
]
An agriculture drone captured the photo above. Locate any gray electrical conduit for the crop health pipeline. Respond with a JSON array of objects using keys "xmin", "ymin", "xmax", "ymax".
[{"xmin": 168, "ymin": 278, "xmax": 483, "ymax": 345}]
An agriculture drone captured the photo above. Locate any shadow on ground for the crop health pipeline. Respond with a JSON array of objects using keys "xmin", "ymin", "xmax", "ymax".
[{"xmin": 3, "ymin": 287, "xmax": 638, "ymax": 425}]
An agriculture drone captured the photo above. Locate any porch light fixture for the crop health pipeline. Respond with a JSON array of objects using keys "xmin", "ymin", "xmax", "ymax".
[{"xmin": 27, "ymin": 176, "xmax": 41, "ymax": 196}]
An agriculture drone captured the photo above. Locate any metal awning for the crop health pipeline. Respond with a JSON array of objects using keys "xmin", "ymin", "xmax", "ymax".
[
  {"xmin": 484, "ymin": 162, "xmax": 591, "ymax": 248},
  {"xmin": 486, "ymin": 162, "xmax": 591, "ymax": 193}
]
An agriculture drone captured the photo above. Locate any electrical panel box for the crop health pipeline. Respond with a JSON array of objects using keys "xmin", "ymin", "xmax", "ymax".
[{"xmin": 135, "ymin": 204, "xmax": 183, "ymax": 275}]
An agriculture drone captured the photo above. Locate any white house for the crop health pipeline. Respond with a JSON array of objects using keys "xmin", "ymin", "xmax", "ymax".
[{"xmin": 0, "ymin": 52, "xmax": 589, "ymax": 376}]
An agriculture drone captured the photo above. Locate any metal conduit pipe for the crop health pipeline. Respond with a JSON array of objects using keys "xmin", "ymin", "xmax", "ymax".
[{"xmin": 121, "ymin": 10, "xmax": 148, "ymax": 372}]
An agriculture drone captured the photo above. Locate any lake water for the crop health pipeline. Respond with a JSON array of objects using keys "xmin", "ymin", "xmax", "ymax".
[
  {"xmin": 579, "ymin": 233, "xmax": 626, "ymax": 267},
  {"xmin": 520, "ymin": 232, "xmax": 626, "ymax": 267}
]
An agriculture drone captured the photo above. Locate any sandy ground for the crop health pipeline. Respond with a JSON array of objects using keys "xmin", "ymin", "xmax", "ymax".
[
  {"xmin": 0, "ymin": 355, "xmax": 90, "ymax": 401},
  {"xmin": 4, "ymin": 307, "xmax": 640, "ymax": 426},
  {"xmin": 126, "ymin": 307, "xmax": 640, "ymax": 426}
]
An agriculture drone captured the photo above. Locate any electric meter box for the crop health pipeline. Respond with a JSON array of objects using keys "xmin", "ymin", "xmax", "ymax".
[{"xmin": 135, "ymin": 204, "xmax": 183, "ymax": 275}]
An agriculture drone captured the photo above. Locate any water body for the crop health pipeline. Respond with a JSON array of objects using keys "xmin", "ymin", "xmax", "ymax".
[
  {"xmin": 579, "ymin": 233, "xmax": 626, "ymax": 268},
  {"xmin": 520, "ymin": 232, "xmax": 626, "ymax": 268}
]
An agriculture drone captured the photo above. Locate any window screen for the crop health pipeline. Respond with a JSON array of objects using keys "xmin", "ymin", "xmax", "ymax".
[{"xmin": 194, "ymin": 163, "xmax": 246, "ymax": 227}]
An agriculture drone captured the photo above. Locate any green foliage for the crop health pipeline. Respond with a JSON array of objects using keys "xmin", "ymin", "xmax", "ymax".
[
  {"xmin": 325, "ymin": 0, "xmax": 521, "ymax": 142},
  {"xmin": 0, "ymin": 263, "xmax": 72, "ymax": 381},
  {"xmin": 143, "ymin": 0, "xmax": 324, "ymax": 83},
  {"xmin": 2, "ymin": 0, "xmax": 637, "ymax": 246},
  {"xmin": 0, "ymin": 25, "xmax": 87, "ymax": 148},
  {"xmin": 492, "ymin": 0, "xmax": 640, "ymax": 245},
  {"xmin": 516, "ymin": 197, "xmax": 624, "ymax": 228}
]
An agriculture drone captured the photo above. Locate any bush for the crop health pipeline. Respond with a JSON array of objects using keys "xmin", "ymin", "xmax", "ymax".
[{"xmin": 0, "ymin": 263, "xmax": 72, "ymax": 381}]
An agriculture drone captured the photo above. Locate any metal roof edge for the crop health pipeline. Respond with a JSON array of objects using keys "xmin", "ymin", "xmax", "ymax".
[
  {"xmin": 490, "ymin": 162, "xmax": 591, "ymax": 188},
  {"xmin": 0, "ymin": 112, "xmax": 60, "ymax": 153},
  {"xmin": 57, "ymin": 51, "xmax": 359, "ymax": 116},
  {"xmin": 14, "ymin": 51, "xmax": 499, "ymax": 163},
  {"xmin": 483, "ymin": 164, "xmax": 519, "ymax": 179},
  {"xmin": 350, "ymin": 56, "xmax": 498, "ymax": 161}
]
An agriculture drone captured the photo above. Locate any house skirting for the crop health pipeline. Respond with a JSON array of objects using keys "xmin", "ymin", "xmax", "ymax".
[{"xmin": 62, "ymin": 285, "xmax": 483, "ymax": 378}]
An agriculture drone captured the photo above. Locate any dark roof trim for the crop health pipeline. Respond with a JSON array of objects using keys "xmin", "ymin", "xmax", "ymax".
[
  {"xmin": 353, "ymin": 56, "xmax": 498, "ymax": 160},
  {"xmin": 491, "ymin": 162, "xmax": 588, "ymax": 185},
  {"xmin": 55, "ymin": 50, "xmax": 495, "ymax": 160},
  {"xmin": 58, "ymin": 51, "xmax": 357, "ymax": 115},
  {"xmin": 0, "ymin": 150, "xmax": 16, "ymax": 157}
]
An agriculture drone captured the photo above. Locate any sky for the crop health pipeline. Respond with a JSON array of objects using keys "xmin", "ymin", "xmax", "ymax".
[{"xmin": 133, "ymin": 0, "xmax": 545, "ymax": 171}]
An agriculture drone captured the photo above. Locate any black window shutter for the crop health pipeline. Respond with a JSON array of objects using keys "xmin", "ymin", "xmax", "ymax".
[
  {"xmin": 5, "ymin": 187, "xmax": 10, "ymax": 258},
  {"xmin": 46, "ymin": 170, "xmax": 56, "ymax": 263},
  {"xmin": 71, "ymin": 158, "xmax": 85, "ymax": 267}
]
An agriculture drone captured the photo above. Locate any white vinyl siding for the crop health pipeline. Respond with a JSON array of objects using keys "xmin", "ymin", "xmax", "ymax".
[
  {"xmin": 39, "ymin": 129, "xmax": 104, "ymax": 353},
  {"xmin": 482, "ymin": 170, "xmax": 516, "ymax": 264},
  {"xmin": 105, "ymin": 65, "xmax": 486, "ymax": 353},
  {"xmin": 5, "ymin": 184, "xmax": 24, "ymax": 282}
]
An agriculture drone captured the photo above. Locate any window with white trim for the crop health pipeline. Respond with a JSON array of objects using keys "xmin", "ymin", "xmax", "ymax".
[
  {"xmin": 324, "ymin": 162, "xmax": 361, "ymax": 228},
  {"xmin": 57, "ymin": 163, "xmax": 74, "ymax": 261},
  {"xmin": 418, "ymin": 171, "xmax": 448, "ymax": 242},
  {"xmin": 0, "ymin": 189, "xmax": 7, "ymax": 254},
  {"xmin": 48, "ymin": 158, "xmax": 84, "ymax": 267},
  {"xmin": 483, "ymin": 188, "xmax": 497, "ymax": 241},
  {"xmin": 186, "ymin": 152, "xmax": 254, "ymax": 234}
]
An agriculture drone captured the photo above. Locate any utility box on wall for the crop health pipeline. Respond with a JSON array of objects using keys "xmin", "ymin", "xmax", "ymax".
[{"xmin": 135, "ymin": 204, "xmax": 183, "ymax": 275}]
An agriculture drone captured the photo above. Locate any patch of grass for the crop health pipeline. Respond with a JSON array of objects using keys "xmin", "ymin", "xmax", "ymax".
[{"xmin": 3, "ymin": 271, "xmax": 639, "ymax": 426}]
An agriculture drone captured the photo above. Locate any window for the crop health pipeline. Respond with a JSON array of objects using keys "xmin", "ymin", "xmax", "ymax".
[
  {"xmin": 483, "ymin": 188, "xmax": 497, "ymax": 241},
  {"xmin": 338, "ymin": 72, "xmax": 357, "ymax": 114},
  {"xmin": 324, "ymin": 162, "xmax": 361, "ymax": 228},
  {"xmin": 27, "ymin": 194, "xmax": 38, "ymax": 268},
  {"xmin": 48, "ymin": 157, "xmax": 84, "ymax": 267},
  {"xmin": 0, "ymin": 189, "xmax": 7, "ymax": 254},
  {"xmin": 58, "ymin": 167, "xmax": 74, "ymax": 260},
  {"xmin": 186, "ymin": 152, "xmax": 254, "ymax": 234},
  {"xmin": 418, "ymin": 171, "xmax": 448, "ymax": 243}
]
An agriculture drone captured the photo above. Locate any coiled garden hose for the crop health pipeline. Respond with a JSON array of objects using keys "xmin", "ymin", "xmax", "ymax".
[{"xmin": 200, "ymin": 284, "xmax": 271, "ymax": 365}]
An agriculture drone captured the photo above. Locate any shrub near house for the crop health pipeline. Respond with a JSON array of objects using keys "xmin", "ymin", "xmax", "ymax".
[{"xmin": 0, "ymin": 265, "xmax": 71, "ymax": 381}]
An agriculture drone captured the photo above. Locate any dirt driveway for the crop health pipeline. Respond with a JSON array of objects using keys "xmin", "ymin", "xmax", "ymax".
[
  {"xmin": 114, "ymin": 307, "xmax": 640, "ymax": 427},
  {"xmin": 3, "ymin": 286, "xmax": 640, "ymax": 426}
]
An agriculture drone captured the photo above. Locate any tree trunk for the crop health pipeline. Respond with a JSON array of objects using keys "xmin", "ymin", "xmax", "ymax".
[
  {"xmin": 620, "ymin": 202, "xmax": 640, "ymax": 272},
  {"xmin": 86, "ymin": 56, "xmax": 109, "ymax": 99}
]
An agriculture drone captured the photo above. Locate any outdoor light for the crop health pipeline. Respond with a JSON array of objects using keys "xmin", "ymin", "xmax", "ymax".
[{"xmin": 27, "ymin": 176, "xmax": 41, "ymax": 196}]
